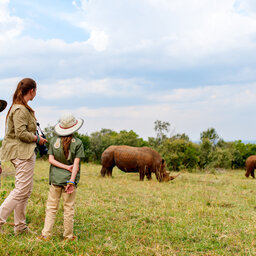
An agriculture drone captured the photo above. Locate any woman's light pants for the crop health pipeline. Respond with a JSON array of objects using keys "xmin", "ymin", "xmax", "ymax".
[{"xmin": 0, "ymin": 153, "xmax": 36, "ymax": 232}]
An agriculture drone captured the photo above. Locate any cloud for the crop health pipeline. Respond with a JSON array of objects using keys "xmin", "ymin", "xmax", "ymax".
[
  {"xmin": 66, "ymin": 0, "xmax": 256, "ymax": 67},
  {"xmin": 1, "ymin": 0, "xmax": 256, "ymax": 82},
  {"xmin": 0, "ymin": 79, "xmax": 255, "ymax": 141},
  {"xmin": 13, "ymin": 81, "xmax": 254, "ymax": 142},
  {"xmin": 39, "ymin": 77, "xmax": 147, "ymax": 100},
  {"xmin": 151, "ymin": 82, "xmax": 256, "ymax": 107},
  {"xmin": 0, "ymin": 0, "xmax": 23, "ymax": 42},
  {"xmin": 234, "ymin": 0, "xmax": 256, "ymax": 14},
  {"xmin": 87, "ymin": 30, "xmax": 109, "ymax": 52},
  {"xmin": 1, "ymin": 1, "xmax": 256, "ymax": 143}
]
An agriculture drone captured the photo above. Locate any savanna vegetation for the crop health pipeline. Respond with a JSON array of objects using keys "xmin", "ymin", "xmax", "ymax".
[{"xmin": 44, "ymin": 120, "xmax": 256, "ymax": 172}]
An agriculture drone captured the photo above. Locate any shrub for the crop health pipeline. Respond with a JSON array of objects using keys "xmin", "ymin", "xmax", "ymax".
[{"xmin": 159, "ymin": 138, "xmax": 199, "ymax": 171}]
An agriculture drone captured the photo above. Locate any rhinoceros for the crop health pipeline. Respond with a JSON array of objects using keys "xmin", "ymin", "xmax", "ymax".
[
  {"xmin": 100, "ymin": 145, "xmax": 179, "ymax": 182},
  {"xmin": 245, "ymin": 155, "xmax": 256, "ymax": 178}
]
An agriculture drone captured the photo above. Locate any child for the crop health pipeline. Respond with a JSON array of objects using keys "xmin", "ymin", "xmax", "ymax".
[{"xmin": 40, "ymin": 113, "xmax": 85, "ymax": 241}]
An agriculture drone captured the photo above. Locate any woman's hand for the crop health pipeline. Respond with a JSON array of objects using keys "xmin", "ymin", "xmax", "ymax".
[
  {"xmin": 38, "ymin": 136, "xmax": 47, "ymax": 145},
  {"xmin": 34, "ymin": 135, "xmax": 47, "ymax": 145},
  {"xmin": 65, "ymin": 184, "xmax": 75, "ymax": 194},
  {"xmin": 67, "ymin": 165, "xmax": 73, "ymax": 173}
]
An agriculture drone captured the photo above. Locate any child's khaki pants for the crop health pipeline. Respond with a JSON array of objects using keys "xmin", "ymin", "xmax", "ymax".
[{"xmin": 42, "ymin": 184, "xmax": 76, "ymax": 239}]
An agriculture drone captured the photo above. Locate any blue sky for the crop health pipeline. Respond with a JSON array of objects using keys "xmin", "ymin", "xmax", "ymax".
[
  {"xmin": 1, "ymin": 0, "xmax": 256, "ymax": 141},
  {"xmin": 9, "ymin": 0, "xmax": 89, "ymax": 43}
]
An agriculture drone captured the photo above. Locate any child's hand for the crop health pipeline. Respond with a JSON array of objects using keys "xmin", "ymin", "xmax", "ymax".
[
  {"xmin": 67, "ymin": 165, "xmax": 73, "ymax": 173},
  {"xmin": 65, "ymin": 184, "xmax": 75, "ymax": 194}
]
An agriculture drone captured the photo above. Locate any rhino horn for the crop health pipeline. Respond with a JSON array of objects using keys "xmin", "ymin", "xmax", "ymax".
[{"xmin": 167, "ymin": 172, "xmax": 180, "ymax": 181}]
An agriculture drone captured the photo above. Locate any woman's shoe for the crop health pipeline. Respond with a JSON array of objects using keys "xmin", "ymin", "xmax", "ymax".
[{"xmin": 15, "ymin": 227, "xmax": 36, "ymax": 235}]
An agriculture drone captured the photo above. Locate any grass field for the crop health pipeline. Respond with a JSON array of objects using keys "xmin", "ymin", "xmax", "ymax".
[{"xmin": 0, "ymin": 160, "xmax": 256, "ymax": 255}]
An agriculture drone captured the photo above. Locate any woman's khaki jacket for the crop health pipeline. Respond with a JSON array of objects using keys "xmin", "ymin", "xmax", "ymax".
[{"xmin": 1, "ymin": 104, "xmax": 37, "ymax": 161}]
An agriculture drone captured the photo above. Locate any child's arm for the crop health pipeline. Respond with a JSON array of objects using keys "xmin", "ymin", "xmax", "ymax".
[
  {"xmin": 65, "ymin": 157, "xmax": 80, "ymax": 194},
  {"xmin": 48, "ymin": 154, "xmax": 73, "ymax": 173}
]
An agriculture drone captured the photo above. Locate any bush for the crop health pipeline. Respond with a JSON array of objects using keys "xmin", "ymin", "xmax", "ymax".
[
  {"xmin": 159, "ymin": 138, "xmax": 199, "ymax": 171},
  {"xmin": 209, "ymin": 147, "xmax": 234, "ymax": 169},
  {"xmin": 231, "ymin": 140, "xmax": 256, "ymax": 169},
  {"xmin": 41, "ymin": 123, "xmax": 256, "ymax": 170},
  {"xmin": 89, "ymin": 129, "xmax": 148, "ymax": 163},
  {"xmin": 198, "ymin": 138, "xmax": 213, "ymax": 169}
]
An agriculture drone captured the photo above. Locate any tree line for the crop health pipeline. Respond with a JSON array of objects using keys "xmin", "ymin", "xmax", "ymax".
[{"xmin": 41, "ymin": 121, "xmax": 256, "ymax": 171}]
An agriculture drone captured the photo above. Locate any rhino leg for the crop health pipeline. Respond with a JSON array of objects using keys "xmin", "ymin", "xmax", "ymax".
[
  {"xmin": 101, "ymin": 167, "xmax": 107, "ymax": 177},
  {"xmin": 101, "ymin": 167, "xmax": 114, "ymax": 177},
  {"xmin": 139, "ymin": 167, "xmax": 145, "ymax": 181},
  {"xmin": 251, "ymin": 169, "xmax": 255, "ymax": 178},
  {"xmin": 145, "ymin": 167, "xmax": 152, "ymax": 180},
  {"xmin": 146, "ymin": 172, "xmax": 152, "ymax": 180},
  {"xmin": 139, "ymin": 172, "xmax": 145, "ymax": 181},
  {"xmin": 106, "ymin": 167, "xmax": 113, "ymax": 177},
  {"xmin": 101, "ymin": 147, "xmax": 115, "ymax": 177}
]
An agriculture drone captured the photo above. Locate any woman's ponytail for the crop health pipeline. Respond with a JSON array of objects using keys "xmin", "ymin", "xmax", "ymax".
[{"xmin": 6, "ymin": 78, "xmax": 37, "ymax": 121}]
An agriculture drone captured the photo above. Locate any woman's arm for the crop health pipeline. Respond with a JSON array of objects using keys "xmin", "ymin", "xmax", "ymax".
[
  {"xmin": 13, "ymin": 108, "xmax": 47, "ymax": 145},
  {"xmin": 13, "ymin": 108, "xmax": 36, "ymax": 143},
  {"xmin": 48, "ymin": 155, "xmax": 73, "ymax": 173}
]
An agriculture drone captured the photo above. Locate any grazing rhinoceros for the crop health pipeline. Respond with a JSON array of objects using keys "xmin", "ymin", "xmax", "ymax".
[
  {"xmin": 245, "ymin": 155, "xmax": 256, "ymax": 178},
  {"xmin": 100, "ymin": 145, "xmax": 179, "ymax": 182}
]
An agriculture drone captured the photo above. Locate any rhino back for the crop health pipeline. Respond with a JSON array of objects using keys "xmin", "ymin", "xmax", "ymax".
[
  {"xmin": 113, "ymin": 146, "xmax": 139, "ymax": 172},
  {"xmin": 113, "ymin": 146, "xmax": 155, "ymax": 172},
  {"xmin": 139, "ymin": 147, "xmax": 162, "ymax": 167}
]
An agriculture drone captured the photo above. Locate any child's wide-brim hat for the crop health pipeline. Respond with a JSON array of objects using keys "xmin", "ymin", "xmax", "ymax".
[
  {"xmin": 55, "ymin": 113, "xmax": 84, "ymax": 136},
  {"xmin": 0, "ymin": 100, "xmax": 7, "ymax": 112}
]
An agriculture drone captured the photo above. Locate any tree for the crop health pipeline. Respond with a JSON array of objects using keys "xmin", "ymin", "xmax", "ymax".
[
  {"xmin": 198, "ymin": 138, "xmax": 213, "ymax": 169},
  {"xmin": 200, "ymin": 128, "xmax": 220, "ymax": 146},
  {"xmin": 74, "ymin": 132, "xmax": 92, "ymax": 162},
  {"xmin": 170, "ymin": 133, "xmax": 190, "ymax": 142},
  {"xmin": 231, "ymin": 140, "xmax": 256, "ymax": 169},
  {"xmin": 210, "ymin": 147, "xmax": 234, "ymax": 169},
  {"xmin": 43, "ymin": 125, "xmax": 55, "ymax": 142},
  {"xmin": 154, "ymin": 120, "xmax": 170, "ymax": 145},
  {"xmin": 89, "ymin": 129, "xmax": 117, "ymax": 162},
  {"xmin": 114, "ymin": 130, "xmax": 148, "ymax": 147},
  {"xmin": 89, "ymin": 128, "xmax": 148, "ymax": 163},
  {"xmin": 159, "ymin": 138, "xmax": 199, "ymax": 171}
]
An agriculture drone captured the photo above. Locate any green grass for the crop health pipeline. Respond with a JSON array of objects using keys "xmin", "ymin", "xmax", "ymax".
[{"xmin": 0, "ymin": 160, "xmax": 256, "ymax": 255}]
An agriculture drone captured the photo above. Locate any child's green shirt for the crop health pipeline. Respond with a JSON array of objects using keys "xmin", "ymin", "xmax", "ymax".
[{"xmin": 48, "ymin": 136, "xmax": 85, "ymax": 187}]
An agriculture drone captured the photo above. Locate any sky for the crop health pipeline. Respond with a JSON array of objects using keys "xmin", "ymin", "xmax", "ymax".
[{"xmin": 1, "ymin": 0, "xmax": 256, "ymax": 141}]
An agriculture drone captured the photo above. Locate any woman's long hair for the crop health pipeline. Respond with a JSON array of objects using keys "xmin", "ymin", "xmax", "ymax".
[
  {"xmin": 61, "ymin": 135, "xmax": 73, "ymax": 159},
  {"xmin": 6, "ymin": 78, "xmax": 37, "ymax": 120}
]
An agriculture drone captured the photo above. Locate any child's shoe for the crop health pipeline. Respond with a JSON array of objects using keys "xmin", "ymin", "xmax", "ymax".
[
  {"xmin": 37, "ymin": 235, "xmax": 51, "ymax": 241},
  {"xmin": 63, "ymin": 235, "xmax": 77, "ymax": 241}
]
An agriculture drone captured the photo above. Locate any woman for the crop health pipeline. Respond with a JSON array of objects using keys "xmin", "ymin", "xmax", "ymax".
[
  {"xmin": 40, "ymin": 113, "xmax": 84, "ymax": 241},
  {"xmin": 0, "ymin": 78, "xmax": 47, "ymax": 234},
  {"xmin": 0, "ymin": 99, "xmax": 7, "ymax": 175}
]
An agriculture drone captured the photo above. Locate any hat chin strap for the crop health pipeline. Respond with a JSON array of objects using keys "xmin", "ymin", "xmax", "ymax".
[{"xmin": 59, "ymin": 120, "xmax": 78, "ymax": 129}]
